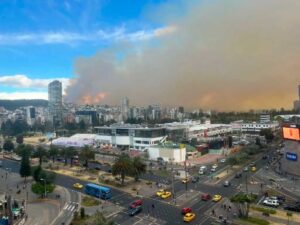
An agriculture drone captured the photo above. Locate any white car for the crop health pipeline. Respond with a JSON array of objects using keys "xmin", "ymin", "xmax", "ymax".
[
  {"xmin": 220, "ymin": 159, "xmax": 226, "ymax": 163},
  {"xmin": 263, "ymin": 198, "xmax": 279, "ymax": 207},
  {"xmin": 199, "ymin": 166, "xmax": 207, "ymax": 175}
]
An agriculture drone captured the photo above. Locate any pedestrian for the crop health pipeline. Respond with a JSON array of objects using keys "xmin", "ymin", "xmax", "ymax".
[
  {"xmin": 212, "ymin": 209, "xmax": 215, "ymax": 216},
  {"xmin": 152, "ymin": 204, "xmax": 155, "ymax": 209},
  {"xmin": 228, "ymin": 206, "xmax": 231, "ymax": 212},
  {"xmin": 223, "ymin": 204, "xmax": 226, "ymax": 210}
]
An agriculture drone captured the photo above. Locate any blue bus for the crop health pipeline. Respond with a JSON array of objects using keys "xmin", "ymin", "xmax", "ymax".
[{"xmin": 84, "ymin": 183, "xmax": 112, "ymax": 200}]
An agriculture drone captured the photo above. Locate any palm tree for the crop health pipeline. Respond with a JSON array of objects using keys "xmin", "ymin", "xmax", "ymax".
[
  {"xmin": 60, "ymin": 147, "xmax": 68, "ymax": 166},
  {"xmin": 132, "ymin": 157, "xmax": 146, "ymax": 181},
  {"xmin": 34, "ymin": 145, "xmax": 48, "ymax": 166},
  {"xmin": 79, "ymin": 146, "xmax": 95, "ymax": 169},
  {"xmin": 66, "ymin": 147, "xmax": 78, "ymax": 167},
  {"xmin": 49, "ymin": 146, "xmax": 59, "ymax": 163},
  {"xmin": 112, "ymin": 154, "xmax": 133, "ymax": 185},
  {"xmin": 230, "ymin": 193, "xmax": 256, "ymax": 218}
]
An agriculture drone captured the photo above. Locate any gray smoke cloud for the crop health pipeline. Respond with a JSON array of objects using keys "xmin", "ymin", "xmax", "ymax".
[{"xmin": 65, "ymin": 0, "xmax": 300, "ymax": 110}]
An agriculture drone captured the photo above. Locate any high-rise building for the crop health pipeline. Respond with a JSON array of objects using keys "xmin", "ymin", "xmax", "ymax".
[
  {"xmin": 294, "ymin": 100, "xmax": 300, "ymax": 112},
  {"xmin": 26, "ymin": 106, "xmax": 36, "ymax": 126},
  {"xmin": 121, "ymin": 97, "xmax": 129, "ymax": 121},
  {"xmin": 48, "ymin": 80, "xmax": 63, "ymax": 126}
]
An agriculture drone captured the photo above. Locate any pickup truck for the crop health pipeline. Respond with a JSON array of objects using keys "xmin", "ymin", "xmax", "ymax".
[{"xmin": 263, "ymin": 198, "xmax": 279, "ymax": 207}]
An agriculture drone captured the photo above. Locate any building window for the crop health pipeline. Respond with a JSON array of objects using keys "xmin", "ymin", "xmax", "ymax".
[
  {"xmin": 135, "ymin": 140, "xmax": 141, "ymax": 144},
  {"xmin": 142, "ymin": 141, "xmax": 149, "ymax": 144}
]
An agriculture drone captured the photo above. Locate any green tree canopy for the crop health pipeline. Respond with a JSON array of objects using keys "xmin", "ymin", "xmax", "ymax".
[
  {"xmin": 79, "ymin": 146, "xmax": 95, "ymax": 169},
  {"xmin": 49, "ymin": 146, "xmax": 59, "ymax": 163},
  {"xmin": 16, "ymin": 135, "xmax": 24, "ymax": 144},
  {"xmin": 112, "ymin": 153, "xmax": 133, "ymax": 185},
  {"xmin": 230, "ymin": 193, "xmax": 256, "ymax": 218},
  {"xmin": 31, "ymin": 182, "xmax": 55, "ymax": 196},
  {"xmin": 33, "ymin": 145, "xmax": 48, "ymax": 165},
  {"xmin": 132, "ymin": 157, "xmax": 146, "ymax": 181},
  {"xmin": 19, "ymin": 149, "xmax": 31, "ymax": 182},
  {"xmin": 3, "ymin": 139, "xmax": 14, "ymax": 151},
  {"xmin": 66, "ymin": 147, "xmax": 78, "ymax": 167}
]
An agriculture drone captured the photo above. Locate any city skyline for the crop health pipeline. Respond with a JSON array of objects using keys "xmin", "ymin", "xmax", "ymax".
[{"xmin": 1, "ymin": 0, "xmax": 300, "ymax": 111}]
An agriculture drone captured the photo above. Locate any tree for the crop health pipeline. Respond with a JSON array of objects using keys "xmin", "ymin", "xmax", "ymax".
[
  {"xmin": 19, "ymin": 150, "xmax": 31, "ymax": 182},
  {"xmin": 112, "ymin": 154, "xmax": 133, "ymax": 185},
  {"xmin": 60, "ymin": 147, "xmax": 68, "ymax": 166},
  {"xmin": 228, "ymin": 136, "xmax": 233, "ymax": 148},
  {"xmin": 49, "ymin": 146, "xmax": 59, "ymax": 163},
  {"xmin": 66, "ymin": 147, "xmax": 77, "ymax": 167},
  {"xmin": 79, "ymin": 146, "xmax": 95, "ymax": 169},
  {"xmin": 32, "ymin": 165, "xmax": 56, "ymax": 184},
  {"xmin": 31, "ymin": 182, "xmax": 55, "ymax": 196},
  {"xmin": 132, "ymin": 157, "xmax": 146, "ymax": 181},
  {"xmin": 79, "ymin": 120, "xmax": 86, "ymax": 131},
  {"xmin": 260, "ymin": 129, "xmax": 274, "ymax": 143},
  {"xmin": 33, "ymin": 146, "xmax": 47, "ymax": 166},
  {"xmin": 230, "ymin": 193, "xmax": 256, "ymax": 218},
  {"xmin": 16, "ymin": 135, "xmax": 24, "ymax": 144},
  {"xmin": 3, "ymin": 139, "xmax": 14, "ymax": 152},
  {"xmin": 15, "ymin": 144, "xmax": 33, "ymax": 157}
]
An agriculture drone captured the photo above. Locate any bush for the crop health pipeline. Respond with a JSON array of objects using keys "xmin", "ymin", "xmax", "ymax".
[
  {"xmin": 240, "ymin": 217, "xmax": 270, "ymax": 225},
  {"xmin": 252, "ymin": 206, "xmax": 276, "ymax": 214},
  {"xmin": 81, "ymin": 196, "xmax": 100, "ymax": 207}
]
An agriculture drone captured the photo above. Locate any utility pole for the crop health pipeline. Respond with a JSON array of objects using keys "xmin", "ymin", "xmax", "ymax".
[
  {"xmin": 170, "ymin": 158, "xmax": 176, "ymax": 205},
  {"xmin": 185, "ymin": 156, "xmax": 188, "ymax": 198},
  {"xmin": 245, "ymin": 172, "xmax": 248, "ymax": 195}
]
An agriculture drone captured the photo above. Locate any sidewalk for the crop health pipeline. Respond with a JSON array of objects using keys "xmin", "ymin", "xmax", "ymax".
[{"xmin": 0, "ymin": 168, "xmax": 68, "ymax": 225}]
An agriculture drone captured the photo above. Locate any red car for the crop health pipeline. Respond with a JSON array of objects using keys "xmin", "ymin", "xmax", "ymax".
[
  {"xmin": 201, "ymin": 193, "xmax": 211, "ymax": 201},
  {"xmin": 182, "ymin": 207, "xmax": 192, "ymax": 215},
  {"xmin": 129, "ymin": 199, "xmax": 142, "ymax": 209}
]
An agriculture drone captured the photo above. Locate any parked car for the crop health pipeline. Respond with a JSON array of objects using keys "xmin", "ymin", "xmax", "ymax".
[
  {"xmin": 223, "ymin": 181, "xmax": 231, "ymax": 187},
  {"xmin": 182, "ymin": 178, "xmax": 189, "ymax": 184},
  {"xmin": 181, "ymin": 207, "xmax": 192, "ymax": 215},
  {"xmin": 220, "ymin": 158, "xmax": 226, "ymax": 163},
  {"xmin": 156, "ymin": 189, "xmax": 166, "ymax": 197},
  {"xmin": 243, "ymin": 166, "xmax": 249, "ymax": 172},
  {"xmin": 129, "ymin": 206, "xmax": 142, "ymax": 216},
  {"xmin": 262, "ymin": 155, "xmax": 268, "ymax": 160},
  {"xmin": 191, "ymin": 176, "xmax": 199, "ymax": 183},
  {"xmin": 263, "ymin": 198, "xmax": 279, "ymax": 207},
  {"xmin": 201, "ymin": 193, "xmax": 211, "ymax": 201},
  {"xmin": 284, "ymin": 203, "xmax": 300, "ymax": 212},
  {"xmin": 129, "ymin": 199, "xmax": 142, "ymax": 209},
  {"xmin": 199, "ymin": 166, "xmax": 207, "ymax": 175}
]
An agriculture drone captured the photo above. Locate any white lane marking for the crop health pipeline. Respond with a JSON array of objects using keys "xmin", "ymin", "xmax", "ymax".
[{"xmin": 69, "ymin": 205, "xmax": 75, "ymax": 212}]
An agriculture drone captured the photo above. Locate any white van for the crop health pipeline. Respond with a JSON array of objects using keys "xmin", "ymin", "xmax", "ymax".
[{"xmin": 199, "ymin": 166, "xmax": 207, "ymax": 175}]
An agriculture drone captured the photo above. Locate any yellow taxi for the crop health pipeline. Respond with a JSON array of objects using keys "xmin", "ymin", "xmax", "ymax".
[
  {"xmin": 161, "ymin": 191, "xmax": 172, "ymax": 199},
  {"xmin": 183, "ymin": 213, "xmax": 196, "ymax": 222},
  {"xmin": 182, "ymin": 178, "xmax": 189, "ymax": 184},
  {"xmin": 212, "ymin": 194, "xmax": 222, "ymax": 202},
  {"xmin": 156, "ymin": 189, "xmax": 166, "ymax": 197},
  {"xmin": 73, "ymin": 183, "xmax": 83, "ymax": 189},
  {"xmin": 251, "ymin": 166, "xmax": 256, "ymax": 172}
]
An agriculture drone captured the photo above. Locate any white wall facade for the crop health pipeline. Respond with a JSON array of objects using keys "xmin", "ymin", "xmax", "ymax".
[{"xmin": 148, "ymin": 146, "xmax": 186, "ymax": 163}]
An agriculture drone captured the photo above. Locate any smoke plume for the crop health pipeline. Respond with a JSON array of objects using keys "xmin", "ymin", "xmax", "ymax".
[{"xmin": 65, "ymin": 0, "xmax": 300, "ymax": 110}]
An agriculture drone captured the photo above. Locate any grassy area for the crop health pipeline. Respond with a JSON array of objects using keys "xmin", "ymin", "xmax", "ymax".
[
  {"xmin": 81, "ymin": 196, "xmax": 101, "ymax": 207},
  {"xmin": 251, "ymin": 206, "xmax": 277, "ymax": 215},
  {"xmin": 151, "ymin": 169, "xmax": 172, "ymax": 177},
  {"xmin": 240, "ymin": 217, "xmax": 270, "ymax": 225}
]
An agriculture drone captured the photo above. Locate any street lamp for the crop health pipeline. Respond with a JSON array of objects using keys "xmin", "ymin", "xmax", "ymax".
[{"xmin": 40, "ymin": 178, "xmax": 46, "ymax": 198}]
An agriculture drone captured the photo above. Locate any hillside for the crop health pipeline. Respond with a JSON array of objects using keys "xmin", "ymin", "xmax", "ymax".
[{"xmin": 0, "ymin": 99, "xmax": 48, "ymax": 110}]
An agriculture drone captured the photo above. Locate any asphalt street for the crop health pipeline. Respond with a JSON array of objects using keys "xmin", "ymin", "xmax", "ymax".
[{"xmin": 0, "ymin": 151, "xmax": 274, "ymax": 225}]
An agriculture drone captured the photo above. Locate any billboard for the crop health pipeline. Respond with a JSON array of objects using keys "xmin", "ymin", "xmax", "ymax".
[
  {"xmin": 286, "ymin": 152, "xmax": 297, "ymax": 161},
  {"xmin": 283, "ymin": 127, "xmax": 300, "ymax": 141}
]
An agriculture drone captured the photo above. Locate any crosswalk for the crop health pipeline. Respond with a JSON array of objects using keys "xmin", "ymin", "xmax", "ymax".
[{"xmin": 63, "ymin": 202, "xmax": 78, "ymax": 212}]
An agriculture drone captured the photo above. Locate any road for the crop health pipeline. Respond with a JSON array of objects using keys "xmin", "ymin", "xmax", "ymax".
[{"xmin": 0, "ymin": 150, "xmax": 275, "ymax": 225}]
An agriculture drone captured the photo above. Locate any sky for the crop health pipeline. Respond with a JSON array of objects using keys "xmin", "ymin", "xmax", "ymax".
[{"xmin": 1, "ymin": 0, "xmax": 300, "ymax": 111}]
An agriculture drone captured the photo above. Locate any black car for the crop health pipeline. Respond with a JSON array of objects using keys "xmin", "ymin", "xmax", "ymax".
[
  {"xmin": 284, "ymin": 204, "xmax": 300, "ymax": 212},
  {"xmin": 262, "ymin": 155, "xmax": 268, "ymax": 160},
  {"xmin": 235, "ymin": 172, "xmax": 242, "ymax": 178},
  {"xmin": 192, "ymin": 176, "xmax": 199, "ymax": 183},
  {"xmin": 129, "ymin": 206, "xmax": 142, "ymax": 216}
]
